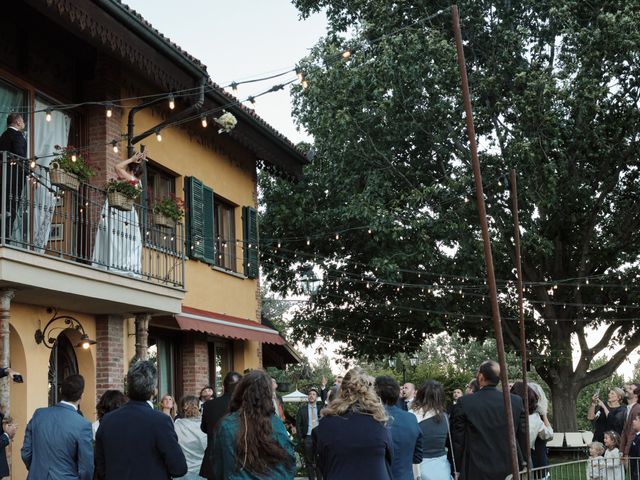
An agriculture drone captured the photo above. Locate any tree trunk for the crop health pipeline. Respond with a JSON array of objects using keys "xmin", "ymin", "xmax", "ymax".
[{"xmin": 548, "ymin": 378, "xmax": 579, "ymax": 431}]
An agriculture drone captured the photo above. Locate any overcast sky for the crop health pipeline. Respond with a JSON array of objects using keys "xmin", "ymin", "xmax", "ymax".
[{"xmin": 124, "ymin": 0, "xmax": 327, "ymax": 144}]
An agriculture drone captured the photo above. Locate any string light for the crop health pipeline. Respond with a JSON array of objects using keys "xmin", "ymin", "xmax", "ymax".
[
  {"xmin": 45, "ymin": 110, "xmax": 52, "ymax": 122},
  {"xmin": 155, "ymin": 129, "xmax": 162, "ymax": 142},
  {"xmin": 106, "ymin": 105, "xmax": 113, "ymax": 118},
  {"xmin": 71, "ymin": 153, "xmax": 77, "ymax": 162},
  {"xmin": 168, "ymin": 94, "xmax": 175, "ymax": 110},
  {"xmin": 201, "ymin": 115, "xmax": 208, "ymax": 128},
  {"xmin": 111, "ymin": 140, "xmax": 118, "ymax": 153}
]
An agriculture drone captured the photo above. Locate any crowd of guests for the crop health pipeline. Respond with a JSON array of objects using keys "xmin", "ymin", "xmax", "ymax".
[{"xmin": 16, "ymin": 358, "xmax": 640, "ymax": 480}]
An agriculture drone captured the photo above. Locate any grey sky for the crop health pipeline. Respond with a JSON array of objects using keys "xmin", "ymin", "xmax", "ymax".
[{"xmin": 124, "ymin": 0, "xmax": 327, "ymax": 143}]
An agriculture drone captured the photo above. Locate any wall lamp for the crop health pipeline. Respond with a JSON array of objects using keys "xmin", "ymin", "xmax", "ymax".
[{"xmin": 34, "ymin": 308, "xmax": 97, "ymax": 350}]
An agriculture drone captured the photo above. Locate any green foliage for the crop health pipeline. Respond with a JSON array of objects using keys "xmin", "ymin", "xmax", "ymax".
[
  {"xmin": 260, "ymin": 0, "xmax": 640, "ymax": 429},
  {"xmin": 52, "ymin": 145, "xmax": 95, "ymax": 181},
  {"xmin": 106, "ymin": 178, "xmax": 141, "ymax": 200},
  {"xmin": 152, "ymin": 194, "xmax": 184, "ymax": 222}
]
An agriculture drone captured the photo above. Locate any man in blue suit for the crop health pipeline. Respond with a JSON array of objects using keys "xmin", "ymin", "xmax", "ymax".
[
  {"xmin": 375, "ymin": 376, "xmax": 423, "ymax": 480},
  {"xmin": 95, "ymin": 360, "xmax": 187, "ymax": 479},
  {"xmin": 21, "ymin": 374, "xmax": 94, "ymax": 479}
]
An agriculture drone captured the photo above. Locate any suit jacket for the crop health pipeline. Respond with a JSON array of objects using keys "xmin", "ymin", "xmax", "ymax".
[
  {"xmin": 620, "ymin": 403, "xmax": 640, "ymax": 456},
  {"xmin": 451, "ymin": 387, "xmax": 526, "ymax": 480},
  {"xmin": 21, "ymin": 402, "xmax": 94, "ymax": 480},
  {"xmin": 385, "ymin": 405, "xmax": 423, "ymax": 480},
  {"xmin": 199, "ymin": 392, "xmax": 232, "ymax": 479},
  {"xmin": 0, "ymin": 128, "xmax": 27, "ymax": 158},
  {"xmin": 296, "ymin": 401, "xmax": 323, "ymax": 441},
  {"xmin": 95, "ymin": 400, "xmax": 187, "ymax": 480}
]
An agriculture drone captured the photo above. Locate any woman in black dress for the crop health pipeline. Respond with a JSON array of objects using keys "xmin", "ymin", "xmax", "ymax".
[{"xmin": 588, "ymin": 387, "xmax": 626, "ymax": 443}]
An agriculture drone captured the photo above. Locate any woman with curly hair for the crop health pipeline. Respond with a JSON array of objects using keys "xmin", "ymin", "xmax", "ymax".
[
  {"xmin": 212, "ymin": 370, "xmax": 295, "ymax": 479},
  {"xmin": 313, "ymin": 367, "xmax": 393, "ymax": 480},
  {"xmin": 92, "ymin": 389, "xmax": 127, "ymax": 440},
  {"xmin": 411, "ymin": 380, "xmax": 453, "ymax": 480}
]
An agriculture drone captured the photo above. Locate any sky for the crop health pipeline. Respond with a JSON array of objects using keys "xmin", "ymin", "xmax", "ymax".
[
  {"xmin": 124, "ymin": 0, "xmax": 327, "ymax": 144},
  {"xmin": 122, "ymin": 0, "xmax": 640, "ymax": 381}
]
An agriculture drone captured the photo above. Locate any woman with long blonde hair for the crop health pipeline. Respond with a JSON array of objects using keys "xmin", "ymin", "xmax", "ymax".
[{"xmin": 314, "ymin": 367, "xmax": 393, "ymax": 480}]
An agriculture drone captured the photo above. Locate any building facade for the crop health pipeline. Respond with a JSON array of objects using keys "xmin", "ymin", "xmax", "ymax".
[{"xmin": 0, "ymin": 1, "xmax": 304, "ymax": 477}]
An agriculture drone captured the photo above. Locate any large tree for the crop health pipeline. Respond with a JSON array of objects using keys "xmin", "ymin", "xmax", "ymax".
[{"xmin": 260, "ymin": 0, "xmax": 640, "ymax": 429}]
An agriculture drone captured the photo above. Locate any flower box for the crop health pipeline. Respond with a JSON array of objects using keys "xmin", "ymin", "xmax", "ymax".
[
  {"xmin": 153, "ymin": 212, "xmax": 175, "ymax": 228},
  {"xmin": 50, "ymin": 163, "xmax": 80, "ymax": 191},
  {"xmin": 107, "ymin": 191, "xmax": 134, "ymax": 211}
]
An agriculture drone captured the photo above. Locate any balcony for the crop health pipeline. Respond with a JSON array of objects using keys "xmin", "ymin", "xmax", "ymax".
[{"xmin": 0, "ymin": 152, "xmax": 185, "ymax": 315}]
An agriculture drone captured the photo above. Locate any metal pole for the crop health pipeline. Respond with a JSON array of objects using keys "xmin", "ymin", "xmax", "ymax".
[
  {"xmin": 451, "ymin": 5, "xmax": 520, "ymax": 479},
  {"xmin": 511, "ymin": 169, "xmax": 531, "ymax": 479}
]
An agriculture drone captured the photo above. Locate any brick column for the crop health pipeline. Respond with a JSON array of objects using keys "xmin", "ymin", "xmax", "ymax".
[
  {"xmin": 182, "ymin": 333, "xmax": 209, "ymax": 396},
  {"xmin": 95, "ymin": 315, "xmax": 124, "ymax": 403},
  {"xmin": 0, "ymin": 289, "xmax": 14, "ymax": 414}
]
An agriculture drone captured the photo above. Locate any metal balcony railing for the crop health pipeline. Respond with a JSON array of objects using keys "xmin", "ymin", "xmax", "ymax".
[{"xmin": 0, "ymin": 151, "xmax": 185, "ymax": 288}]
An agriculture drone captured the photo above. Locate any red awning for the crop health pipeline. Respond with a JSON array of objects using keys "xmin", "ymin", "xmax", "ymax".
[{"xmin": 175, "ymin": 307, "xmax": 285, "ymax": 345}]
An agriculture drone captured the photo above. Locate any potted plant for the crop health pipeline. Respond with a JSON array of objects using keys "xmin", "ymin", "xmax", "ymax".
[
  {"xmin": 50, "ymin": 145, "xmax": 95, "ymax": 191},
  {"xmin": 152, "ymin": 194, "xmax": 184, "ymax": 227},
  {"xmin": 105, "ymin": 178, "xmax": 142, "ymax": 211}
]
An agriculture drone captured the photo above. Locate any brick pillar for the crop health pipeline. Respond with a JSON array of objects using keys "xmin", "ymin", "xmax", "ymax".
[
  {"xmin": 182, "ymin": 333, "xmax": 209, "ymax": 396},
  {"xmin": 84, "ymin": 53, "xmax": 123, "ymax": 188},
  {"xmin": 95, "ymin": 315, "xmax": 124, "ymax": 403},
  {"xmin": 0, "ymin": 289, "xmax": 14, "ymax": 414}
]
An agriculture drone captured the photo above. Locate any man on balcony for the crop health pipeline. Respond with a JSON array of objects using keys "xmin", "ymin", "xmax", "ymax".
[{"xmin": 0, "ymin": 113, "xmax": 27, "ymax": 238}]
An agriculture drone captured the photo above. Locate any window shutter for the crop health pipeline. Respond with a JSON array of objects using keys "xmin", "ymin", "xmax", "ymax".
[
  {"xmin": 203, "ymin": 185, "xmax": 215, "ymax": 265},
  {"xmin": 243, "ymin": 206, "xmax": 258, "ymax": 278},
  {"xmin": 185, "ymin": 177, "xmax": 205, "ymax": 261},
  {"xmin": 185, "ymin": 177, "xmax": 215, "ymax": 265}
]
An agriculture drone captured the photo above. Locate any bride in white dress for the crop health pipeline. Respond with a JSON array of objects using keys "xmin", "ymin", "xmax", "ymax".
[{"xmin": 92, "ymin": 152, "xmax": 145, "ymax": 276}]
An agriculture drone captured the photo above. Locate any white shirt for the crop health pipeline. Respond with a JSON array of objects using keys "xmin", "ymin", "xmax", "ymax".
[
  {"xmin": 528, "ymin": 413, "xmax": 554, "ymax": 449},
  {"xmin": 60, "ymin": 400, "xmax": 78, "ymax": 411}
]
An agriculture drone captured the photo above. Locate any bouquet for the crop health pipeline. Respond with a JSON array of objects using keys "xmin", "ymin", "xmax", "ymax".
[
  {"xmin": 105, "ymin": 178, "xmax": 142, "ymax": 200},
  {"xmin": 215, "ymin": 112, "xmax": 237, "ymax": 134}
]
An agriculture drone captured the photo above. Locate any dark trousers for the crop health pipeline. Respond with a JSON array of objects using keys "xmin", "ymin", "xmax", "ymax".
[{"xmin": 304, "ymin": 435, "xmax": 322, "ymax": 480}]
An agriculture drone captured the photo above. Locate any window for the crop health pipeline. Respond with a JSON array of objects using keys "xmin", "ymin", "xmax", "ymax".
[
  {"xmin": 215, "ymin": 198, "xmax": 236, "ymax": 271},
  {"xmin": 146, "ymin": 163, "xmax": 176, "ymax": 206},
  {"xmin": 145, "ymin": 163, "xmax": 179, "ymax": 252},
  {"xmin": 208, "ymin": 340, "xmax": 233, "ymax": 397},
  {"xmin": 147, "ymin": 335, "xmax": 179, "ymax": 400}
]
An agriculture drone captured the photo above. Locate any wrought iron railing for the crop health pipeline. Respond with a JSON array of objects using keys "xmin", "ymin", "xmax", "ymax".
[
  {"xmin": 0, "ymin": 151, "xmax": 185, "ymax": 288},
  {"xmin": 505, "ymin": 456, "xmax": 640, "ymax": 480}
]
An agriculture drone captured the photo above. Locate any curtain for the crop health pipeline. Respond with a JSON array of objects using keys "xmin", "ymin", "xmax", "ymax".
[
  {"xmin": 33, "ymin": 98, "xmax": 71, "ymax": 250},
  {"xmin": 0, "ymin": 80, "xmax": 27, "ymax": 241}
]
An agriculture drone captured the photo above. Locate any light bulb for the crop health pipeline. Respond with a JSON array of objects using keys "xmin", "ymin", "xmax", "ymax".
[
  {"xmin": 71, "ymin": 153, "xmax": 77, "ymax": 162},
  {"xmin": 156, "ymin": 130, "xmax": 162, "ymax": 142},
  {"xmin": 45, "ymin": 110, "xmax": 52, "ymax": 122},
  {"xmin": 82, "ymin": 341, "xmax": 90, "ymax": 350},
  {"xmin": 106, "ymin": 105, "xmax": 113, "ymax": 118},
  {"xmin": 113, "ymin": 144, "xmax": 118, "ymax": 153},
  {"xmin": 168, "ymin": 94, "xmax": 175, "ymax": 110},
  {"xmin": 201, "ymin": 116, "xmax": 208, "ymax": 128},
  {"xmin": 30, "ymin": 160, "xmax": 35, "ymax": 168},
  {"xmin": 341, "ymin": 50, "xmax": 352, "ymax": 59}
]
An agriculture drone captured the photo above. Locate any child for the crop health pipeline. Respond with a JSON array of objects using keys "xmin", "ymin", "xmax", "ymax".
[
  {"xmin": 586, "ymin": 441, "xmax": 605, "ymax": 480},
  {"xmin": 603, "ymin": 430, "xmax": 624, "ymax": 480},
  {"xmin": 630, "ymin": 414, "xmax": 640, "ymax": 480}
]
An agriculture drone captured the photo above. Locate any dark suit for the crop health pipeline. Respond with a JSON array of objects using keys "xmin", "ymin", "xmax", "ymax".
[
  {"xmin": 95, "ymin": 400, "xmax": 186, "ymax": 480},
  {"xmin": 451, "ymin": 387, "xmax": 526, "ymax": 480},
  {"xmin": 630, "ymin": 432, "xmax": 640, "ymax": 480},
  {"xmin": 0, "ymin": 127, "xmax": 27, "ymax": 236},
  {"xmin": 21, "ymin": 402, "xmax": 94, "ymax": 480},
  {"xmin": 200, "ymin": 392, "xmax": 232, "ymax": 479},
  {"xmin": 621, "ymin": 403, "xmax": 640, "ymax": 456},
  {"xmin": 297, "ymin": 401, "xmax": 324, "ymax": 480}
]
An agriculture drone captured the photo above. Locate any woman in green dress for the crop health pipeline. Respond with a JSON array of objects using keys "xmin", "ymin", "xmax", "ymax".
[{"xmin": 213, "ymin": 370, "xmax": 295, "ymax": 479}]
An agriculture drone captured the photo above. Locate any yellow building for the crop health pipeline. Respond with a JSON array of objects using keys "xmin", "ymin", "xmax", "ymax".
[{"xmin": 0, "ymin": 1, "xmax": 304, "ymax": 477}]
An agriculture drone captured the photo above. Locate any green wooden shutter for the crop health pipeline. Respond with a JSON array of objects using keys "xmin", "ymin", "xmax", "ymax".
[
  {"xmin": 185, "ymin": 177, "xmax": 205, "ymax": 261},
  {"xmin": 243, "ymin": 206, "xmax": 258, "ymax": 278},
  {"xmin": 203, "ymin": 185, "xmax": 215, "ymax": 265},
  {"xmin": 186, "ymin": 177, "xmax": 215, "ymax": 265}
]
